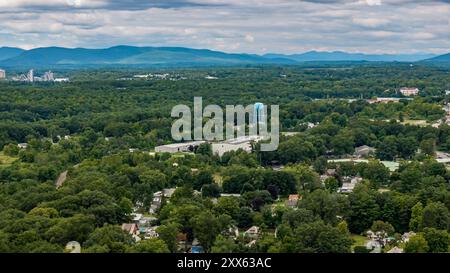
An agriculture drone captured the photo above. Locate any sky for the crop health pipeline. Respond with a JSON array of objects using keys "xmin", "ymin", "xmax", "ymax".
[{"xmin": 0, "ymin": 0, "xmax": 449, "ymax": 54}]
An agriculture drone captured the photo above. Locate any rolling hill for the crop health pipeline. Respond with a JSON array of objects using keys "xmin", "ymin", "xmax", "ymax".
[
  {"xmin": 0, "ymin": 47, "xmax": 25, "ymax": 61},
  {"xmin": 0, "ymin": 46, "xmax": 447, "ymax": 68},
  {"xmin": 0, "ymin": 46, "xmax": 295, "ymax": 68}
]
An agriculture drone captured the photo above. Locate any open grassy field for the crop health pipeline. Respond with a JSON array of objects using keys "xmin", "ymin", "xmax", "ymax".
[
  {"xmin": 213, "ymin": 173, "xmax": 223, "ymax": 186},
  {"xmin": 351, "ymin": 234, "xmax": 368, "ymax": 249},
  {"xmin": 401, "ymin": 119, "xmax": 429, "ymax": 127},
  {"xmin": 0, "ymin": 152, "xmax": 17, "ymax": 166}
]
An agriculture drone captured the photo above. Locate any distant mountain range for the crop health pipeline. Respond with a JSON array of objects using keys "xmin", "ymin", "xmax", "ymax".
[
  {"xmin": 263, "ymin": 51, "xmax": 437, "ymax": 63},
  {"xmin": 422, "ymin": 53, "xmax": 450, "ymax": 63},
  {"xmin": 0, "ymin": 46, "xmax": 447, "ymax": 68}
]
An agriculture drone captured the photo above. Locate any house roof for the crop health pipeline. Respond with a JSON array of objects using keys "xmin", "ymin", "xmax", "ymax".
[
  {"xmin": 245, "ymin": 226, "xmax": 259, "ymax": 234},
  {"xmin": 121, "ymin": 223, "xmax": 137, "ymax": 233},
  {"xmin": 387, "ymin": 247, "xmax": 404, "ymax": 253},
  {"xmin": 355, "ymin": 145, "xmax": 375, "ymax": 152},
  {"xmin": 177, "ymin": 233, "xmax": 187, "ymax": 241},
  {"xmin": 288, "ymin": 194, "xmax": 300, "ymax": 200},
  {"xmin": 163, "ymin": 188, "xmax": 176, "ymax": 198}
]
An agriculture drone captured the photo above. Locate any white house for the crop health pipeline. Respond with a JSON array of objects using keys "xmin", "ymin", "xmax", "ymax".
[
  {"xmin": 354, "ymin": 145, "xmax": 376, "ymax": 158},
  {"xmin": 339, "ymin": 176, "xmax": 363, "ymax": 193},
  {"xmin": 400, "ymin": 87, "xmax": 419, "ymax": 96},
  {"xmin": 17, "ymin": 143, "xmax": 28, "ymax": 149},
  {"xmin": 244, "ymin": 226, "xmax": 260, "ymax": 239},
  {"xmin": 144, "ymin": 226, "xmax": 160, "ymax": 239}
]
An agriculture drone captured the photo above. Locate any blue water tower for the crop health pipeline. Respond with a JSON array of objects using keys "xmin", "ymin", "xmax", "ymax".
[{"xmin": 254, "ymin": 102, "xmax": 265, "ymax": 125}]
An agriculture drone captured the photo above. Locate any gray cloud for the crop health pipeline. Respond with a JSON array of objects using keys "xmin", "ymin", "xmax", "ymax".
[{"xmin": 0, "ymin": 0, "xmax": 448, "ymax": 54}]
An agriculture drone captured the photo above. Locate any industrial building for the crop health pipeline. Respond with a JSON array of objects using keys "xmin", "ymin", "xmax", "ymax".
[
  {"xmin": 155, "ymin": 141, "xmax": 205, "ymax": 153},
  {"xmin": 211, "ymin": 135, "xmax": 263, "ymax": 157}
]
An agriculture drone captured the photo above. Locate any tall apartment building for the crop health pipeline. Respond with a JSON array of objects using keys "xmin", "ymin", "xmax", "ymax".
[
  {"xmin": 27, "ymin": 69, "xmax": 34, "ymax": 82},
  {"xmin": 0, "ymin": 69, "xmax": 5, "ymax": 79},
  {"xmin": 43, "ymin": 71, "xmax": 54, "ymax": 81}
]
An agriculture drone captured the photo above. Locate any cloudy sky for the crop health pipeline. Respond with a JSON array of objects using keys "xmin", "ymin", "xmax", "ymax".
[{"xmin": 0, "ymin": 0, "xmax": 449, "ymax": 54}]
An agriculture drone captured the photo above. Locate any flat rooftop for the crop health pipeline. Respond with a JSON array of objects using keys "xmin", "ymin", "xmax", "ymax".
[
  {"xmin": 157, "ymin": 141, "xmax": 205, "ymax": 148},
  {"xmin": 220, "ymin": 135, "xmax": 264, "ymax": 145}
]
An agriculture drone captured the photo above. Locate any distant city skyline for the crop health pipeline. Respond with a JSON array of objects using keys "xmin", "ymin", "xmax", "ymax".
[{"xmin": 0, "ymin": 0, "xmax": 449, "ymax": 54}]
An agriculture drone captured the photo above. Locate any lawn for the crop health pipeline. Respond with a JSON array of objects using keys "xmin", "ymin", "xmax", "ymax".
[
  {"xmin": 0, "ymin": 152, "xmax": 17, "ymax": 166},
  {"xmin": 213, "ymin": 173, "xmax": 223, "ymax": 186},
  {"xmin": 351, "ymin": 234, "xmax": 368, "ymax": 249},
  {"xmin": 401, "ymin": 119, "xmax": 428, "ymax": 127}
]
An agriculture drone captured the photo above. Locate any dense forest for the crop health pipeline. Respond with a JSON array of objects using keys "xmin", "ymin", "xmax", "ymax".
[{"xmin": 0, "ymin": 64, "xmax": 449, "ymax": 253}]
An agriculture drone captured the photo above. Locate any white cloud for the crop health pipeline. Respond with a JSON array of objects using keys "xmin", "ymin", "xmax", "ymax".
[
  {"xmin": 245, "ymin": 34, "xmax": 255, "ymax": 43},
  {"xmin": 365, "ymin": 0, "xmax": 382, "ymax": 6},
  {"xmin": 353, "ymin": 17, "xmax": 390, "ymax": 28}
]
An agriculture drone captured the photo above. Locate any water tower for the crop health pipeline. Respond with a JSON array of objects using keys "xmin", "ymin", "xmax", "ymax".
[{"xmin": 254, "ymin": 103, "xmax": 265, "ymax": 125}]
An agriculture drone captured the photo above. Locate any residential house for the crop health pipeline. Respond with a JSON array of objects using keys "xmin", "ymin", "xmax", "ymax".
[
  {"xmin": 296, "ymin": 122, "xmax": 317, "ymax": 130},
  {"xmin": 402, "ymin": 231, "xmax": 416, "ymax": 243},
  {"xmin": 366, "ymin": 229, "xmax": 395, "ymax": 249},
  {"xmin": 149, "ymin": 191, "xmax": 163, "ymax": 214},
  {"xmin": 225, "ymin": 225, "xmax": 240, "ymax": 239},
  {"xmin": 121, "ymin": 223, "xmax": 139, "ymax": 235},
  {"xmin": 387, "ymin": 247, "xmax": 404, "ymax": 253},
  {"xmin": 163, "ymin": 188, "xmax": 176, "ymax": 198},
  {"xmin": 121, "ymin": 223, "xmax": 141, "ymax": 242},
  {"xmin": 354, "ymin": 145, "xmax": 376, "ymax": 158},
  {"xmin": 131, "ymin": 213, "xmax": 143, "ymax": 223},
  {"xmin": 149, "ymin": 188, "xmax": 177, "ymax": 214},
  {"xmin": 339, "ymin": 176, "xmax": 363, "ymax": 193},
  {"xmin": 17, "ymin": 143, "xmax": 28, "ymax": 149},
  {"xmin": 320, "ymin": 169, "xmax": 337, "ymax": 182},
  {"xmin": 325, "ymin": 169, "xmax": 336, "ymax": 176},
  {"xmin": 137, "ymin": 216, "xmax": 157, "ymax": 234},
  {"xmin": 244, "ymin": 226, "xmax": 260, "ymax": 239},
  {"xmin": 285, "ymin": 194, "xmax": 302, "ymax": 208},
  {"xmin": 400, "ymin": 87, "xmax": 419, "ymax": 96},
  {"xmin": 122, "ymin": 223, "xmax": 141, "ymax": 242},
  {"xmin": 144, "ymin": 226, "xmax": 159, "ymax": 239}
]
